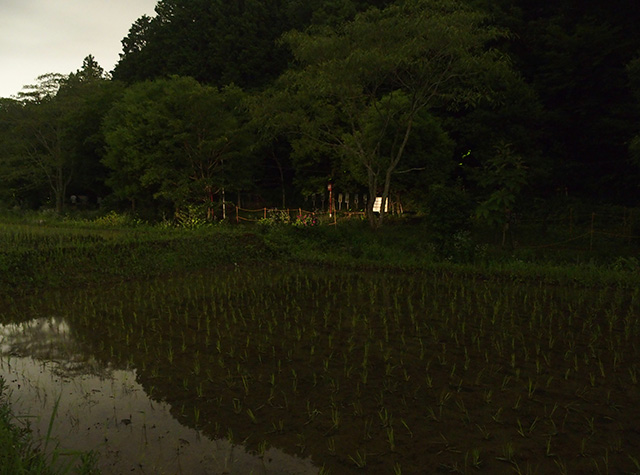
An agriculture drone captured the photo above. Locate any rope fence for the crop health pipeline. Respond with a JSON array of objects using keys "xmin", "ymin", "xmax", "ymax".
[
  {"xmin": 235, "ymin": 206, "xmax": 365, "ymax": 225},
  {"xmin": 235, "ymin": 207, "xmax": 321, "ymax": 223},
  {"xmin": 233, "ymin": 206, "xmax": 368, "ymax": 224}
]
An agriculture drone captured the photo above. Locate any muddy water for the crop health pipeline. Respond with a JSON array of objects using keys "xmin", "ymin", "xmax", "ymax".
[{"xmin": 0, "ymin": 317, "xmax": 317, "ymax": 474}]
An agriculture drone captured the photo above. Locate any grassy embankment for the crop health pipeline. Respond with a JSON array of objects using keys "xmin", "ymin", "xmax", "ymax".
[{"xmin": 0, "ymin": 211, "xmax": 638, "ymax": 296}]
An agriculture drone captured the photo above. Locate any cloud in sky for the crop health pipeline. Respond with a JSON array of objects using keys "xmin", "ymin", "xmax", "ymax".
[{"xmin": 0, "ymin": 0, "xmax": 158, "ymax": 98}]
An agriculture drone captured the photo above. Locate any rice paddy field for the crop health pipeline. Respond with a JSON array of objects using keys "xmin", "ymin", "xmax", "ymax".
[{"xmin": 1, "ymin": 220, "xmax": 640, "ymax": 474}]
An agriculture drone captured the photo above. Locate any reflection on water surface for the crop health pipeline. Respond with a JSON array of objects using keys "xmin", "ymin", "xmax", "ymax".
[{"xmin": 0, "ymin": 316, "xmax": 317, "ymax": 474}]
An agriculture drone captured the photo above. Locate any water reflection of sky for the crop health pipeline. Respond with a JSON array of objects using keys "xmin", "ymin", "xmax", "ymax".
[{"xmin": 0, "ymin": 317, "xmax": 318, "ymax": 474}]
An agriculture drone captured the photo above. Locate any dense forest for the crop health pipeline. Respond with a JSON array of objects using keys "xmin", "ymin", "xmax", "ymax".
[{"xmin": 1, "ymin": 0, "xmax": 639, "ymax": 228}]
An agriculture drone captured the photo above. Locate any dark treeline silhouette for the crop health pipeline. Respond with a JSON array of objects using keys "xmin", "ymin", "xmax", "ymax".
[{"xmin": 1, "ymin": 0, "xmax": 638, "ymax": 226}]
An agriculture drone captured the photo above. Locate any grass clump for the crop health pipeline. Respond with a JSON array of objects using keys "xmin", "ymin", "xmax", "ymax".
[{"xmin": 0, "ymin": 378, "xmax": 98, "ymax": 474}]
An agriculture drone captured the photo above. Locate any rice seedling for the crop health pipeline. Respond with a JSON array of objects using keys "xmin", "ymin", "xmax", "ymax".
[
  {"xmin": 400, "ymin": 418, "xmax": 413, "ymax": 438},
  {"xmin": 348, "ymin": 449, "xmax": 367, "ymax": 469},
  {"xmin": 465, "ymin": 448, "xmax": 482, "ymax": 469},
  {"xmin": 386, "ymin": 425, "xmax": 395, "ymax": 451},
  {"xmin": 496, "ymin": 442, "xmax": 516, "ymax": 464},
  {"xmin": 246, "ymin": 408, "xmax": 258, "ymax": 424},
  {"xmin": 329, "ymin": 406, "xmax": 340, "ymax": 431}
]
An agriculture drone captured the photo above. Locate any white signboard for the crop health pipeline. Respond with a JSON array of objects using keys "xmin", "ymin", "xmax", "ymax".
[{"xmin": 373, "ymin": 197, "xmax": 388, "ymax": 213}]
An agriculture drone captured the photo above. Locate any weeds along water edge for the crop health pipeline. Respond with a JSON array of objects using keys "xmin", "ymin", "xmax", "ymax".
[{"xmin": 0, "ymin": 376, "xmax": 99, "ymax": 475}]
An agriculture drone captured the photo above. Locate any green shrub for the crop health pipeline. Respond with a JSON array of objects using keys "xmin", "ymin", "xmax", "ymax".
[
  {"xmin": 257, "ymin": 209, "xmax": 293, "ymax": 226},
  {"xmin": 93, "ymin": 211, "xmax": 141, "ymax": 227},
  {"xmin": 426, "ymin": 184, "xmax": 473, "ymax": 255},
  {"xmin": 174, "ymin": 205, "xmax": 209, "ymax": 229}
]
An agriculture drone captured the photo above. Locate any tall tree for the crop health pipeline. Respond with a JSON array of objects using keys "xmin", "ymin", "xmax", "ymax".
[
  {"xmin": 12, "ymin": 74, "xmax": 77, "ymax": 213},
  {"xmin": 274, "ymin": 0, "xmax": 516, "ymax": 227},
  {"xmin": 103, "ymin": 77, "xmax": 254, "ymax": 217},
  {"xmin": 63, "ymin": 58, "xmax": 122, "ymax": 202},
  {"xmin": 0, "ymin": 57, "xmax": 115, "ymax": 212},
  {"xmin": 0, "ymin": 98, "xmax": 44, "ymax": 207},
  {"xmin": 16, "ymin": 73, "xmax": 67, "ymax": 104}
]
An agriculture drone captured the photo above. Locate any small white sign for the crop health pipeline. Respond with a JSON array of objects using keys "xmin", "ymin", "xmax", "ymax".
[{"xmin": 373, "ymin": 197, "xmax": 388, "ymax": 213}]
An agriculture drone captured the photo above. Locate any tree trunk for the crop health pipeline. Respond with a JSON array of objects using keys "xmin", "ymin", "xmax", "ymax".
[
  {"xmin": 376, "ymin": 110, "xmax": 416, "ymax": 228},
  {"xmin": 366, "ymin": 166, "xmax": 379, "ymax": 229},
  {"xmin": 55, "ymin": 192, "xmax": 64, "ymax": 214},
  {"xmin": 55, "ymin": 165, "xmax": 66, "ymax": 213},
  {"xmin": 272, "ymin": 152, "xmax": 286, "ymax": 209}
]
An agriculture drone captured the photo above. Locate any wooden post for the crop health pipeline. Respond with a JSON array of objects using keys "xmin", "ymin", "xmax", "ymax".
[
  {"xmin": 264, "ymin": 208, "xmax": 267, "ymax": 219},
  {"xmin": 236, "ymin": 205, "xmax": 239, "ymax": 224}
]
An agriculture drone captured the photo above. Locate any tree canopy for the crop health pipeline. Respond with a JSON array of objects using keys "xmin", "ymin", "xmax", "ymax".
[
  {"xmin": 269, "ymin": 0, "xmax": 517, "ymax": 226},
  {"xmin": 113, "ymin": 0, "xmax": 394, "ymax": 89},
  {"xmin": 0, "ymin": 59, "xmax": 116, "ymax": 212},
  {"xmin": 1, "ymin": 0, "xmax": 639, "ymax": 222},
  {"xmin": 102, "ymin": 77, "xmax": 253, "ymax": 216}
]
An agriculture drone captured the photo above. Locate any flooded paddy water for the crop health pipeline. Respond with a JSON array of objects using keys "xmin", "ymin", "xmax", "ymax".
[
  {"xmin": 1, "ymin": 264, "xmax": 639, "ymax": 473},
  {"xmin": 0, "ymin": 318, "xmax": 315, "ymax": 474}
]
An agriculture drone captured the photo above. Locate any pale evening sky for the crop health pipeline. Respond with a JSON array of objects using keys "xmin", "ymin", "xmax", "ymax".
[{"xmin": 0, "ymin": 0, "xmax": 158, "ymax": 98}]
